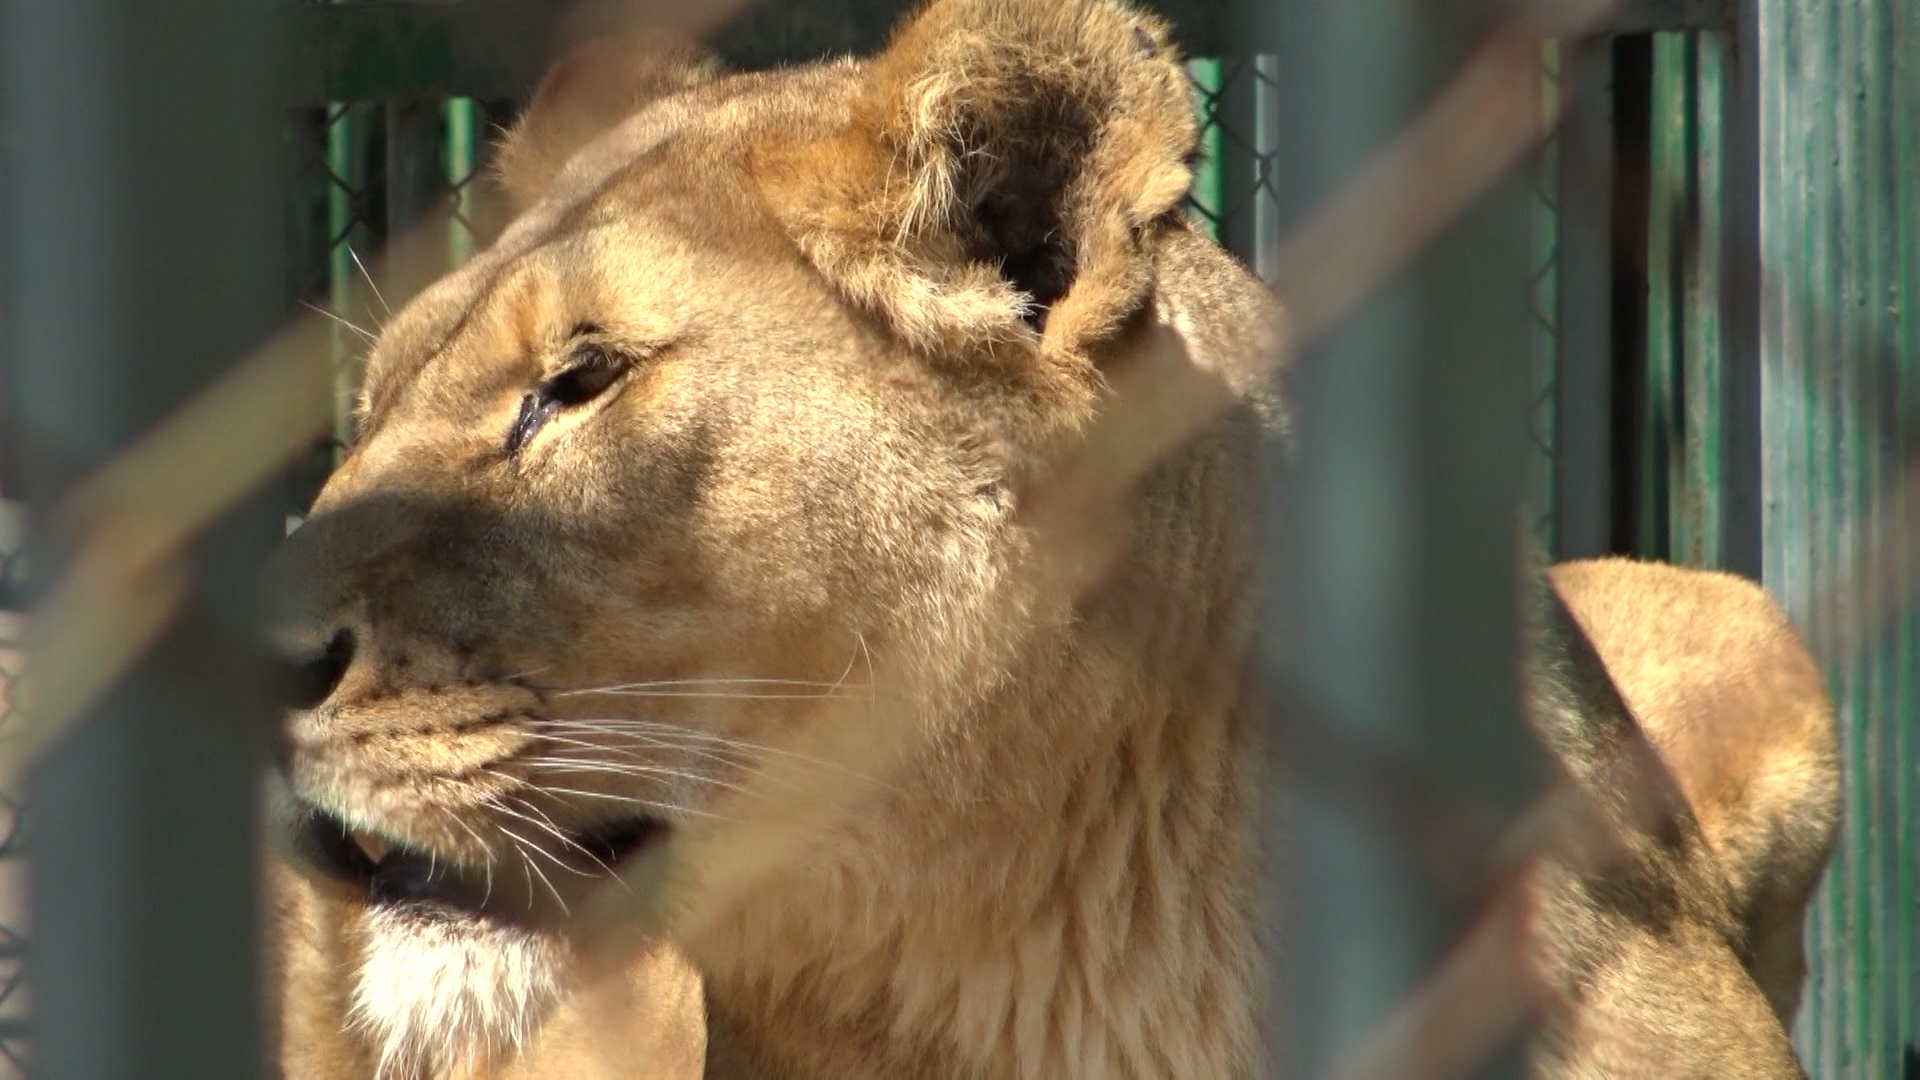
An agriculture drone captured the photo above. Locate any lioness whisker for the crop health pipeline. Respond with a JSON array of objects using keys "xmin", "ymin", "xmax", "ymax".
[
  {"xmin": 530, "ymin": 730, "xmax": 785, "ymax": 790},
  {"xmin": 487, "ymin": 795, "xmax": 596, "ymax": 862},
  {"xmin": 472, "ymin": 774, "xmax": 608, "ymax": 876},
  {"xmin": 444, "ymin": 813, "xmax": 496, "ymax": 907},
  {"xmin": 489, "ymin": 810, "xmax": 597, "ymax": 880},
  {"xmin": 540, "ymin": 735, "xmax": 758, "ymax": 768},
  {"xmin": 529, "ymin": 728, "xmax": 766, "ymax": 773},
  {"xmin": 521, "ymin": 730, "xmax": 663, "ymax": 756},
  {"xmin": 535, "ymin": 784, "xmax": 729, "ymax": 824},
  {"xmin": 533, "ymin": 722, "xmax": 837, "ymax": 781},
  {"xmin": 297, "ymin": 299, "xmax": 377, "ymax": 344},
  {"xmin": 493, "ymin": 794, "xmax": 630, "ymax": 888},
  {"xmin": 520, "ymin": 756, "xmax": 751, "ymax": 796},
  {"xmin": 549, "ymin": 634, "xmax": 881, "ymax": 701},
  {"xmin": 493, "ymin": 828, "xmax": 545, "ymax": 913},
  {"xmin": 347, "ymin": 246, "xmax": 392, "ymax": 319},
  {"xmin": 532, "ymin": 716, "xmax": 783, "ymax": 747},
  {"xmin": 551, "ymin": 688, "xmax": 864, "ymax": 701},
  {"xmin": 492, "ymin": 822, "xmax": 575, "ymax": 915},
  {"xmin": 553, "ymin": 676, "xmax": 868, "ymax": 696},
  {"xmin": 833, "ymin": 631, "xmax": 875, "ymax": 706},
  {"xmin": 536, "ymin": 718, "xmax": 897, "ymax": 792},
  {"xmin": 529, "ymin": 722, "xmax": 758, "ymax": 757},
  {"xmin": 526, "ymin": 720, "xmax": 761, "ymax": 758}
]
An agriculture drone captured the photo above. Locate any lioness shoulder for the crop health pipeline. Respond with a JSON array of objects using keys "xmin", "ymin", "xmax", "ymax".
[
  {"xmin": 1525, "ymin": 572, "xmax": 1813, "ymax": 1080},
  {"xmin": 1552, "ymin": 556, "xmax": 1841, "ymax": 1026}
]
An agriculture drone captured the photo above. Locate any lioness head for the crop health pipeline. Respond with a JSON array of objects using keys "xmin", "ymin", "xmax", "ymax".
[{"xmin": 269, "ymin": 0, "xmax": 1276, "ymax": 1075}]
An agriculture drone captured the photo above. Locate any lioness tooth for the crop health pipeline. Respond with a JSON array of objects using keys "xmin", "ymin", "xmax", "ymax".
[{"xmin": 350, "ymin": 831, "xmax": 390, "ymax": 864}]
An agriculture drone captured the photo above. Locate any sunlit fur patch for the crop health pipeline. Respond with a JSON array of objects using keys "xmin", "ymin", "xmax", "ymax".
[{"xmin": 348, "ymin": 905, "xmax": 567, "ymax": 1080}]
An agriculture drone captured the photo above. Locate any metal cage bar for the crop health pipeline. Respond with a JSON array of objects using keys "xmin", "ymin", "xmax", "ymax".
[
  {"xmin": 1759, "ymin": 0, "xmax": 1920, "ymax": 1072},
  {"xmin": 0, "ymin": 1, "xmax": 289, "ymax": 1077},
  {"xmin": 1251, "ymin": 0, "xmax": 1550, "ymax": 1074}
]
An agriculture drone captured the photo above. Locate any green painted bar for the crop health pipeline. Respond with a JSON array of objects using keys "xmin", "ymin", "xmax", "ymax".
[
  {"xmin": 1682, "ymin": 33, "xmax": 1727, "ymax": 570},
  {"xmin": 1757, "ymin": 0, "xmax": 1919, "ymax": 1074},
  {"xmin": 446, "ymin": 97, "xmax": 480, "ymax": 265},
  {"xmin": 1643, "ymin": 32, "xmax": 1684, "ymax": 562},
  {"xmin": 1643, "ymin": 30, "xmax": 1732, "ymax": 568},
  {"xmin": 1185, "ymin": 58, "xmax": 1226, "ymax": 243}
]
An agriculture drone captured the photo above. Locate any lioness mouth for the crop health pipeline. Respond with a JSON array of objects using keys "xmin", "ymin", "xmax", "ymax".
[{"xmin": 293, "ymin": 803, "xmax": 664, "ymax": 923}]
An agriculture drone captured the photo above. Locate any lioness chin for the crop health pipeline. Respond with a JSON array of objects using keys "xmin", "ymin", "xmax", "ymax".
[{"xmin": 267, "ymin": 0, "xmax": 1836, "ymax": 1077}]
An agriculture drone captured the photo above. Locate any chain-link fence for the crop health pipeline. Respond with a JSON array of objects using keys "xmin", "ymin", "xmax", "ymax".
[
  {"xmin": 1529, "ymin": 44, "xmax": 1562, "ymax": 554},
  {"xmin": 284, "ymin": 96, "xmax": 520, "ymax": 524}
]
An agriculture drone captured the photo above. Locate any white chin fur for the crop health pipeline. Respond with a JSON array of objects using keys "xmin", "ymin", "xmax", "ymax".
[{"xmin": 350, "ymin": 905, "xmax": 568, "ymax": 1079}]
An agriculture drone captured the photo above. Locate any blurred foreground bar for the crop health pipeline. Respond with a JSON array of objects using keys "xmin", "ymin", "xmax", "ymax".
[
  {"xmin": 1252, "ymin": 0, "xmax": 1550, "ymax": 1076},
  {"xmin": 1, "ymin": 0, "xmax": 287, "ymax": 1077}
]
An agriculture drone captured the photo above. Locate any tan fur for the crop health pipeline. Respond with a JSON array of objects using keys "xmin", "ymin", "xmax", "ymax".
[
  {"xmin": 265, "ymin": 1, "xmax": 1832, "ymax": 1077},
  {"xmin": 455, "ymin": 941, "xmax": 707, "ymax": 1080},
  {"xmin": 1523, "ymin": 572, "xmax": 1811, "ymax": 1079},
  {"xmin": 271, "ymin": 1, "xmax": 1267, "ymax": 1076},
  {"xmin": 1550, "ymin": 557, "xmax": 1841, "ymax": 1026},
  {"xmin": 492, "ymin": 32, "xmax": 722, "ymax": 214}
]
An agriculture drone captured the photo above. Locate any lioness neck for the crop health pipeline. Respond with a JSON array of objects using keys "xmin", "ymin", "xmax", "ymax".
[{"xmin": 695, "ymin": 443, "xmax": 1266, "ymax": 1080}]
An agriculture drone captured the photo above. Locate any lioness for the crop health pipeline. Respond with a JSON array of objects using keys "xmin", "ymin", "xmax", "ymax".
[
  {"xmin": 271, "ymin": 1, "xmax": 1271, "ymax": 1076},
  {"xmin": 266, "ymin": 1, "xmax": 1828, "ymax": 1077},
  {"xmin": 1552, "ymin": 557, "xmax": 1841, "ymax": 1026}
]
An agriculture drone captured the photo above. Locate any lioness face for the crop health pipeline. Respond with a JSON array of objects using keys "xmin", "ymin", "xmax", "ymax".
[
  {"xmin": 270, "ymin": 5, "xmax": 1208, "ymax": 1068},
  {"xmin": 275, "ymin": 69, "xmax": 1007, "ymax": 996}
]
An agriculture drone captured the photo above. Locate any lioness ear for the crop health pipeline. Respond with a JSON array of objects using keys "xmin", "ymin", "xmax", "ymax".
[
  {"xmin": 496, "ymin": 32, "xmax": 721, "ymax": 211},
  {"xmin": 758, "ymin": 0, "xmax": 1199, "ymax": 359}
]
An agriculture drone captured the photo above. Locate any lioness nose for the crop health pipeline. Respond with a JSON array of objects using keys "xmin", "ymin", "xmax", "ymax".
[{"xmin": 282, "ymin": 627, "xmax": 356, "ymax": 711}]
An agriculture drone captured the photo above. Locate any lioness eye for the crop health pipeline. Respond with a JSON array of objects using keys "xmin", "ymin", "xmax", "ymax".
[
  {"xmin": 504, "ymin": 347, "xmax": 630, "ymax": 458},
  {"xmin": 545, "ymin": 352, "xmax": 625, "ymax": 406}
]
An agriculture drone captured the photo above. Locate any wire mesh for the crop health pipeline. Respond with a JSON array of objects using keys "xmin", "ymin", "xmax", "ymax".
[
  {"xmin": 283, "ymin": 96, "xmax": 518, "ymax": 525},
  {"xmin": 1529, "ymin": 43, "xmax": 1562, "ymax": 554},
  {"xmin": 1185, "ymin": 59, "xmax": 1228, "ymax": 239}
]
